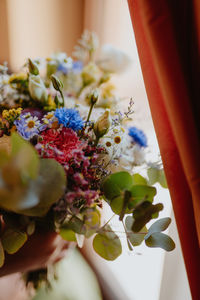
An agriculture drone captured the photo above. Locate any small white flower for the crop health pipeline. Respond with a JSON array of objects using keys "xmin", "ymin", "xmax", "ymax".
[
  {"xmin": 25, "ymin": 116, "xmax": 40, "ymax": 132},
  {"xmin": 42, "ymin": 111, "xmax": 56, "ymax": 125}
]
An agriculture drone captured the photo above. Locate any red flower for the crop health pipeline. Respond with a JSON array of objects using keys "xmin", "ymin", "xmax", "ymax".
[{"xmin": 37, "ymin": 127, "xmax": 82, "ymax": 164}]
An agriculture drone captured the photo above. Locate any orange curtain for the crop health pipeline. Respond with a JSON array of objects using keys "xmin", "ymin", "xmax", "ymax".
[{"xmin": 127, "ymin": 0, "xmax": 200, "ymax": 299}]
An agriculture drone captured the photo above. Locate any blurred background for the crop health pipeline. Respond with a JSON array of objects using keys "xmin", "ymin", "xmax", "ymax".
[{"xmin": 0, "ymin": 0, "xmax": 191, "ymax": 299}]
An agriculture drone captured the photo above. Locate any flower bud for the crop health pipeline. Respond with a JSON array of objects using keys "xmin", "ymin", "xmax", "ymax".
[
  {"xmin": 29, "ymin": 74, "xmax": 47, "ymax": 102},
  {"xmin": 94, "ymin": 110, "xmax": 111, "ymax": 139},
  {"xmin": 50, "ymin": 74, "xmax": 63, "ymax": 91},
  {"xmin": 89, "ymin": 88, "xmax": 99, "ymax": 105},
  {"xmin": 28, "ymin": 59, "xmax": 39, "ymax": 75}
]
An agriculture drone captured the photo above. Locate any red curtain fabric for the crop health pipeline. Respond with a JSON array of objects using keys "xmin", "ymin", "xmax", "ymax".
[{"xmin": 127, "ymin": 0, "xmax": 200, "ymax": 299}]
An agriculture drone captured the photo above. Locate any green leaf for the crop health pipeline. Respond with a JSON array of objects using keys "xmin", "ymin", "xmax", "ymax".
[
  {"xmin": 145, "ymin": 217, "xmax": 171, "ymax": 239},
  {"xmin": 158, "ymin": 169, "xmax": 168, "ymax": 188},
  {"xmin": 19, "ymin": 159, "xmax": 66, "ymax": 216},
  {"xmin": 128, "ymin": 185, "xmax": 157, "ymax": 208},
  {"xmin": 145, "ymin": 232, "xmax": 175, "ymax": 251},
  {"xmin": 132, "ymin": 201, "xmax": 163, "ymax": 232},
  {"xmin": 59, "ymin": 228, "xmax": 76, "ymax": 242},
  {"xmin": 125, "ymin": 216, "xmax": 147, "ymax": 246},
  {"xmin": 84, "ymin": 209, "xmax": 101, "ymax": 237},
  {"xmin": 0, "ymin": 241, "xmax": 5, "ymax": 267},
  {"xmin": 67, "ymin": 216, "xmax": 86, "ymax": 235},
  {"xmin": 132, "ymin": 174, "xmax": 147, "ymax": 185},
  {"xmin": 101, "ymin": 172, "xmax": 133, "ymax": 200},
  {"xmin": 93, "ymin": 225, "xmax": 122, "ymax": 260},
  {"xmin": 147, "ymin": 167, "xmax": 158, "ymax": 185},
  {"xmin": 11, "ymin": 132, "xmax": 39, "ymax": 180},
  {"xmin": 2, "ymin": 229, "xmax": 27, "ymax": 254},
  {"xmin": 147, "ymin": 167, "xmax": 168, "ymax": 188}
]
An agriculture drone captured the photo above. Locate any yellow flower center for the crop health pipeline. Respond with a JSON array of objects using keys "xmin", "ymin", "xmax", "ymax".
[
  {"xmin": 106, "ymin": 141, "xmax": 112, "ymax": 147},
  {"xmin": 46, "ymin": 113, "xmax": 53, "ymax": 119},
  {"xmin": 114, "ymin": 136, "xmax": 121, "ymax": 144},
  {"xmin": 27, "ymin": 120, "xmax": 35, "ymax": 128}
]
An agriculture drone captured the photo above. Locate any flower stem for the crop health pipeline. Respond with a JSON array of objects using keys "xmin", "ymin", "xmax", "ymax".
[
  {"xmin": 59, "ymin": 90, "xmax": 65, "ymax": 107},
  {"xmin": 86, "ymin": 103, "xmax": 94, "ymax": 123}
]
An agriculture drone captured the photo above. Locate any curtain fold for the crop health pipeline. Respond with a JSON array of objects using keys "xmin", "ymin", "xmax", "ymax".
[{"xmin": 127, "ymin": 1, "xmax": 200, "ymax": 299}]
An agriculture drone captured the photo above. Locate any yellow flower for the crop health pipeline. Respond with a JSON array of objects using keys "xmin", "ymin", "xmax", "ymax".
[
  {"xmin": 2, "ymin": 108, "xmax": 22, "ymax": 121},
  {"xmin": 9, "ymin": 73, "xmax": 27, "ymax": 83}
]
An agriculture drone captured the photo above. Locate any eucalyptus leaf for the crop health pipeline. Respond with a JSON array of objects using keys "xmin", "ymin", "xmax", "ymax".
[
  {"xmin": 2, "ymin": 229, "xmax": 27, "ymax": 254},
  {"xmin": 84, "ymin": 209, "xmax": 101, "ymax": 237},
  {"xmin": 59, "ymin": 227, "xmax": 76, "ymax": 242},
  {"xmin": 125, "ymin": 216, "xmax": 147, "ymax": 246},
  {"xmin": 145, "ymin": 217, "xmax": 171, "ymax": 239},
  {"xmin": 19, "ymin": 159, "xmax": 66, "ymax": 217},
  {"xmin": 0, "ymin": 241, "xmax": 5, "ymax": 267},
  {"xmin": 93, "ymin": 225, "xmax": 122, "ymax": 260},
  {"xmin": 145, "ymin": 232, "xmax": 175, "ymax": 251},
  {"xmin": 147, "ymin": 167, "xmax": 168, "ymax": 188},
  {"xmin": 101, "ymin": 172, "xmax": 133, "ymax": 200},
  {"xmin": 67, "ymin": 216, "xmax": 86, "ymax": 235},
  {"xmin": 128, "ymin": 185, "xmax": 157, "ymax": 209},
  {"xmin": 132, "ymin": 174, "xmax": 147, "ymax": 185},
  {"xmin": 11, "ymin": 132, "xmax": 39, "ymax": 180},
  {"xmin": 132, "ymin": 201, "xmax": 163, "ymax": 232}
]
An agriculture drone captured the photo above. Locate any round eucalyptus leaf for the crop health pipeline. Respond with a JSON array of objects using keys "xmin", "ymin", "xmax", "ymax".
[
  {"xmin": 59, "ymin": 228, "xmax": 76, "ymax": 242},
  {"xmin": 145, "ymin": 232, "xmax": 175, "ymax": 251},
  {"xmin": 132, "ymin": 174, "xmax": 147, "ymax": 185},
  {"xmin": 93, "ymin": 225, "xmax": 122, "ymax": 260},
  {"xmin": 145, "ymin": 217, "xmax": 171, "ymax": 239},
  {"xmin": 125, "ymin": 216, "xmax": 147, "ymax": 246},
  {"xmin": 2, "ymin": 229, "xmax": 27, "ymax": 254},
  {"xmin": 101, "ymin": 172, "xmax": 133, "ymax": 200}
]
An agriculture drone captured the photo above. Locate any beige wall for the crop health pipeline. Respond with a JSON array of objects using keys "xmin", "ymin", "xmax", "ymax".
[
  {"xmin": 0, "ymin": 0, "xmax": 10, "ymax": 63},
  {"xmin": 1, "ymin": 0, "xmax": 84, "ymax": 70}
]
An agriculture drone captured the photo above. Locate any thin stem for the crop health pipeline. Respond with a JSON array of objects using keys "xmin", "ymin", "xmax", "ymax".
[
  {"xmin": 101, "ymin": 214, "xmax": 115, "ymax": 230},
  {"xmin": 59, "ymin": 90, "xmax": 65, "ymax": 107},
  {"xmin": 86, "ymin": 103, "xmax": 94, "ymax": 123}
]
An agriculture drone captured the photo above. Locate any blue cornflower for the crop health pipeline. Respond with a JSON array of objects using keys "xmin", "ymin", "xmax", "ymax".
[
  {"xmin": 54, "ymin": 108, "xmax": 84, "ymax": 131},
  {"xmin": 128, "ymin": 126, "xmax": 147, "ymax": 147},
  {"xmin": 72, "ymin": 61, "xmax": 83, "ymax": 73},
  {"xmin": 58, "ymin": 61, "xmax": 83, "ymax": 75}
]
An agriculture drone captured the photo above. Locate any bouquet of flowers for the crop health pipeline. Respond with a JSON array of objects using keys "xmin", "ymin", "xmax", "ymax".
[{"xmin": 0, "ymin": 31, "xmax": 175, "ymax": 290}]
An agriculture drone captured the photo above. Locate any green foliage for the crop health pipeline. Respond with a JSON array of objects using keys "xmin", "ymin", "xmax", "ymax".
[
  {"xmin": 144, "ymin": 217, "xmax": 175, "ymax": 251},
  {"xmin": 101, "ymin": 172, "xmax": 133, "ymax": 200},
  {"xmin": 1, "ymin": 228, "xmax": 27, "ymax": 254},
  {"xmin": 132, "ymin": 173, "xmax": 147, "ymax": 185},
  {"xmin": 93, "ymin": 225, "xmax": 122, "ymax": 260},
  {"xmin": 0, "ymin": 133, "xmax": 66, "ymax": 217},
  {"xmin": 125, "ymin": 216, "xmax": 147, "ymax": 246},
  {"xmin": 20, "ymin": 159, "xmax": 66, "ymax": 217},
  {"xmin": 147, "ymin": 167, "xmax": 168, "ymax": 188},
  {"xmin": 145, "ymin": 217, "xmax": 171, "ymax": 239},
  {"xmin": 132, "ymin": 201, "xmax": 163, "ymax": 232},
  {"xmin": 129, "ymin": 185, "xmax": 157, "ymax": 207},
  {"xmin": 59, "ymin": 227, "xmax": 76, "ymax": 242},
  {"xmin": 145, "ymin": 232, "xmax": 175, "ymax": 251},
  {"xmin": 67, "ymin": 216, "xmax": 86, "ymax": 235},
  {"xmin": 83, "ymin": 208, "xmax": 101, "ymax": 237}
]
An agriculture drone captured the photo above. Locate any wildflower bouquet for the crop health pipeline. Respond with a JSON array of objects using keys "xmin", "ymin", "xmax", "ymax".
[{"xmin": 0, "ymin": 31, "xmax": 175, "ymax": 289}]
